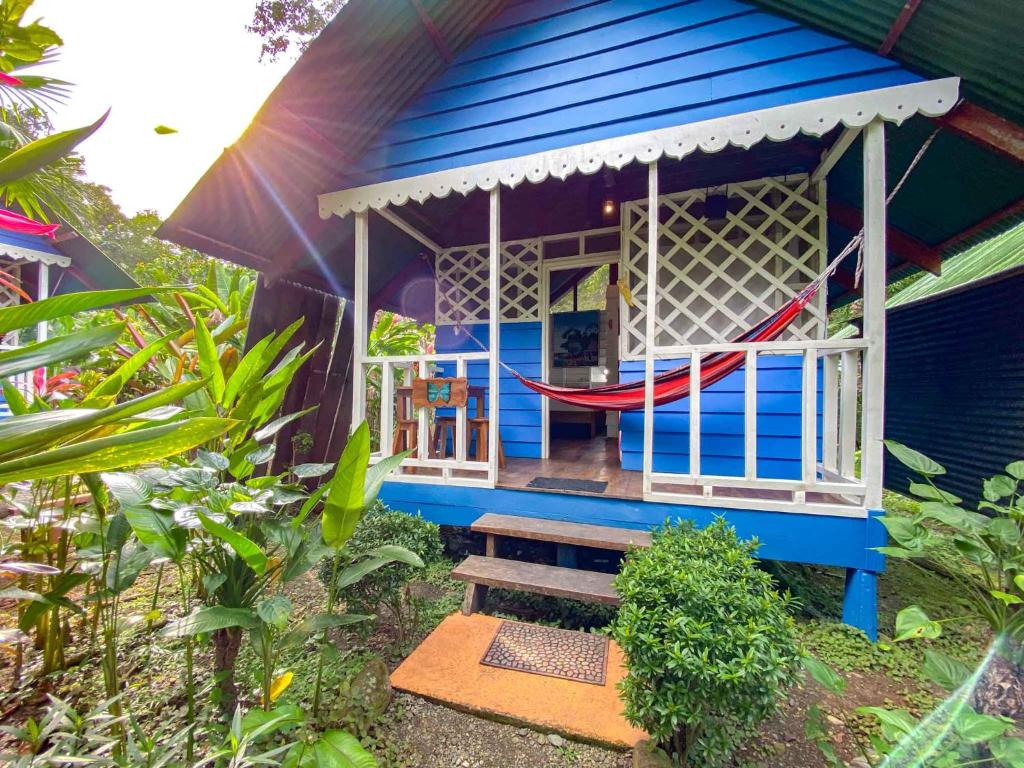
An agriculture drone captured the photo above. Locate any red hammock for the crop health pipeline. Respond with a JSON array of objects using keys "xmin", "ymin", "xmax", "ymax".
[
  {"xmin": 510, "ymin": 285, "xmax": 817, "ymax": 411},
  {"xmin": 0, "ymin": 209, "xmax": 59, "ymax": 239}
]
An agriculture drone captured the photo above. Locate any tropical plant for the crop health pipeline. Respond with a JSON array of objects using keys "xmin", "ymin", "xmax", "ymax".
[
  {"xmin": 317, "ymin": 503, "xmax": 442, "ymax": 643},
  {"xmin": 611, "ymin": 518, "xmax": 802, "ymax": 767},
  {"xmin": 364, "ymin": 311, "xmax": 433, "ymax": 449}
]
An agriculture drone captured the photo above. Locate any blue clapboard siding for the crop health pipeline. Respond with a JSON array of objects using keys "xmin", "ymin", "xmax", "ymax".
[
  {"xmin": 378, "ymin": 481, "xmax": 887, "ymax": 572},
  {"xmin": 434, "ymin": 323, "xmax": 542, "ymax": 459},
  {"xmin": 351, "ymin": 0, "xmax": 920, "ymax": 183},
  {"xmin": 618, "ymin": 355, "xmax": 822, "ymax": 478}
]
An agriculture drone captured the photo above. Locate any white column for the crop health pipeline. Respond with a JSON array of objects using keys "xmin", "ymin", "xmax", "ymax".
[
  {"xmin": 539, "ymin": 246, "xmax": 550, "ymax": 459},
  {"xmin": 36, "ymin": 262, "xmax": 49, "ymax": 342},
  {"xmin": 488, "ymin": 187, "xmax": 501, "ymax": 484},
  {"xmin": 861, "ymin": 120, "xmax": 887, "ymax": 508},
  {"xmin": 351, "ymin": 211, "xmax": 369, "ymax": 432},
  {"xmin": 642, "ymin": 162, "xmax": 658, "ymax": 493}
]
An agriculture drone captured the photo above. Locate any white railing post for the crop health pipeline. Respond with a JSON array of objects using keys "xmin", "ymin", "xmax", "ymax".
[
  {"xmin": 840, "ymin": 350, "xmax": 859, "ymax": 479},
  {"xmin": 36, "ymin": 262, "xmax": 49, "ymax": 343},
  {"xmin": 539, "ymin": 243, "xmax": 550, "ymax": 459},
  {"xmin": 801, "ymin": 347, "xmax": 818, "ymax": 489},
  {"xmin": 380, "ymin": 361, "xmax": 393, "ymax": 457},
  {"xmin": 822, "ymin": 353, "xmax": 839, "ymax": 473},
  {"xmin": 456, "ymin": 356, "xmax": 468, "ymax": 463},
  {"xmin": 689, "ymin": 351, "xmax": 701, "ymax": 481},
  {"xmin": 417, "ymin": 357, "xmax": 430, "ymax": 462},
  {"xmin": 744, "ymin": 348, "xmax": 757, "ymax": 480},
  {"xmin": 862, "ymin": 120, "xmax": 887, "ymax": 508},
  {"xmin": 488, "ymin": 187, "xmax": 501, "ymax": 484},
  {"xmin": 642, "ymin": 162, "xmax": 658, "ymax": 494},
  {"xmin": 351, "ymin": 211, "xmax": 369, "ymax": 432}
]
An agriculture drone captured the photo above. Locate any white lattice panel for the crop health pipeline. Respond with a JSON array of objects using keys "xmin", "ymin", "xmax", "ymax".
[
  {"xmin": 0, "ymin": 260, "xmax": 22, "ymax": 310},
  {"xmin": 435, "ymin": 239, "xmax": 542, "ymax": 324},
  {"xmin": 621, "ymin": 175, "xmax": 826, "ymax": 358}
]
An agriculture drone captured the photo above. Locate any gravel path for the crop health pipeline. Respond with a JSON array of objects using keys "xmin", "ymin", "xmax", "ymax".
[{"xmin": 383, "ymin": 693, "xmax": 632, "ymax": 768}]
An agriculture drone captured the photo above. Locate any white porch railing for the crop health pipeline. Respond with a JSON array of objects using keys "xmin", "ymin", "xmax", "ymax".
[
  {"xmin": 365, "ymin": 350, "xmax": 495, "ymax": 487},
  {"xmin": 0, "ymin": 343, "xmax": 31, "ymax": 416},
  {"xmin": 642, "ymin": 337, "xmax": 870, "ymax": 517}
]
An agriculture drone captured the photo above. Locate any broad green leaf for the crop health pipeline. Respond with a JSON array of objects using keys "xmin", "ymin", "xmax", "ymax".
[
  {"xmin": 291, "ymin": 462, "xmax": 334, "ymax": 479},
  {"xmin": 916, "ymin": 501, "xmax": 988, "ymax": 531},
  {"xmin": 100, "ymin": 471, "xmax": 152, "ymax": 508},
  {"xmin": 312, "ymin": 730, "xmax": 377, "ymax": 768},
  {"xmin": 985, "ymin": 475, "xmax": 1019, "ymax": 502},
  {"xmin": 256, "ymin": 595, "xmax": 292, "ymax": 629},
  {"xmin": 0, "ymin": 379, "xmax": 206, "ymax": 457},
  {"xmin": 222, "ymin": 335, "xmax": 272, "ymax": 408},
  {"xmin": 292, "ymin": 482, "xmax": 328, "ymax": 528},
  {"xmin": 363, "ymin": 450, "xmax": 412, "ymax": 509},
  {"xmin": 921, "ymin": 649, "xmax": 970, "ymax": 692},
  {"xmin": 83, "ymin": 332, "xmax": 175, "ymax": 404},
  {"xmin": 107, "ymin": 541, "xmax": 152, "ymax": 594},
  {"xmin": 322, "ymin": 422, "xmax": 370, "ymax": 549},
  {"xmin": 1, "ymin": 380, "xmax": 27, "ymax": 415},
  {"xmin": 908, "ymin": 482, "xmax": 961, "ymax": 504},
  {"xmin": 1015, "ymin": 574, "xmax": 1024, "ymax": 594},
  {"xmin": 989, "ymin": 518, "xmax": 1021, "ymax": 546},
  {"xmin": 0, "ymin": 322, "xmax": 124, "ymax": 379},
  {"xmin": 893, "ymin": 604, "xmax": 941, "ymax": 642},
  {"xmin": 802, "ymin": 655, "xmax": 845, "ymax": 695},
  {"xmin": 885, "ymin": 440, "xmax": 945, "ymax": 477},
  {"xmin": 856, "ymin": 707, "xmax": 917, "ymax": 738},
  {"xmin": 124, "ymin": 507, "xmax": 186, "ymax": 563},
  {"xmin": 365, "ymin": 545, "xmax": 424, "ymax": 569},
  {"xmin": 954, "ymin": 708, "xmax": 1012, "ymax": 743},
  {"xmin": 241, "ymin": 704, "xmax": 304, "ymax": 737},
  {"xmin": 0, "ymin": 287, "xmax": 176, "ymax": 335},
  {"xmin": 991, "ymin": 590, "xmax": 1023, "ymax": 606},
  {"xmin": 0, "ymin": 110, "xmax": 108, "ymax": 185},
  {"xmin": 0, "ymin": 586, "xmax": 45, "ymax": 602},
  {"xmin": 878, "ymin": 516, "xmax": 928, "ymax": 550},
  {"xmin": 197, "ymin": 510, "xmax": 267, "ymax": 575},
  {"xmin": 194, "ymin": 315, "xmax": 224, "ymax": 402},
  {"xmin": 245, "ymin": 443, "xmax": 275, "ymax": 466},
  {"xmin": 253, "ymin": 406, "xmax": 316, "ymax": 443},
  {"xmin": 162, "ymin": 606, "xmax": 259, "ymax": 637},
  {"xmin": 1007, "ymin": 462, "xmax": 1024, "ymax": 481},
  {"xmin": 0, "ymin": 417, "xmax": 236, "ymax": 485},
  {"xmin": 992, "ymin": 736, "xmax": 1024, "ymax": 768}
]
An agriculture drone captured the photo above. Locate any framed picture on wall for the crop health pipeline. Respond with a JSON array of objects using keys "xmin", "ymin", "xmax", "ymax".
[{"xmin": 552, "ymin": 310, "xmax": 600, "ymax": 368}]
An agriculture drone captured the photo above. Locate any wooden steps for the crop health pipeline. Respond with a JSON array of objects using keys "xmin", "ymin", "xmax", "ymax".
[
  {"xmin": 471, "ymin": 513, "xmax": 651, "ymax": 551},
  {"xmin": 453, "ymin": 514, "xmax": 652, "ymax": 615},
  {"xmin": 453, "ymin": 556, "xmax": 619, "ymax": 611}
]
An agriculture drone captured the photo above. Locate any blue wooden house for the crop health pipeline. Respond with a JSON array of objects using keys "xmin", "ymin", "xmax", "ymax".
[{"xmin": 161, "ymin": 0, "xmax": 1024, "ymax": 640}]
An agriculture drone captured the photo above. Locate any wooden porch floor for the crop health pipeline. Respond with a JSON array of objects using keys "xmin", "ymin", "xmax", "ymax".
[
  {"xmin": 496, "ymin": 437, "xmax": 862, "ymax": 510},
  {"xmin": 498, "ymin": 438, "xmax": 641, "ymax": 499}
]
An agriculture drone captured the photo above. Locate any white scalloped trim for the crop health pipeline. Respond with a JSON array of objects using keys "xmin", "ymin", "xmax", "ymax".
[
  {"xmin": 0, "ymin": 243, "xmax": 70, "ymax": 268},
  {"xmin": 319, "ymin": 78, "xmax": 960, "ymax": 219}
]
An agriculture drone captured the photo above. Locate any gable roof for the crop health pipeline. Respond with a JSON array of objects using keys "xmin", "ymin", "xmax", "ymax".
[
  {"xmin": 0, "ymin": 227, "xmax": 138, "ymax": 295},
  {"xmin": 159, "ymin": 0, "xmax": 1023, "ymax": 307}
]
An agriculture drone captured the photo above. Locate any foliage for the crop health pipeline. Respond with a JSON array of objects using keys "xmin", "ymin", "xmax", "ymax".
[
  {"xmin": 317, "ymin": 503, "xmax": 443, "ymax": 641},
  {"xmin": 611, "ymin": 518, "xmax": 801, "ymax": 766},
  {"xmin": 364, "ymin": 311, "xmax": 433, "ymax": 450},
  {"xmin": 879, "ymin": 441, "xmax": 1024, "ymax": 642},
  {"xmin": 248, "ymin": 0, "xmax": 347, "ymax": 61}
]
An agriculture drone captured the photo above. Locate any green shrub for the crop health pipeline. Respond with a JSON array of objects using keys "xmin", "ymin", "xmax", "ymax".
[
  {"xmin": 318, "ymin": 503, "xmax": 443, "ymax": 638},
  {"xmin": 612, "ymin": 518, "xmax": 801, "ymax": 766}
]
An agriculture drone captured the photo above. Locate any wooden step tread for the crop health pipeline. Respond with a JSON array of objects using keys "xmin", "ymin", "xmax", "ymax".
[
  {"xmin": 452, "ymin": 556, "xmax": 619, "ymax": 605},
  {"xmin": 471, "ymin": 513, "xmax": 651, "ymax": 552}
]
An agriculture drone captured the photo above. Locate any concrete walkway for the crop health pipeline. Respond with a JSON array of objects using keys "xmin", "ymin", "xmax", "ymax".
[{"xmin": 390, "ymin": 613, "xmax": 646, "ymax": 749}]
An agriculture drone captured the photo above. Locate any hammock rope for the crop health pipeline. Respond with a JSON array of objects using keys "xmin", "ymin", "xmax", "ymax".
[{"xmin": 431, "ymin": 129, "xmax": 939, "ymax": 411}]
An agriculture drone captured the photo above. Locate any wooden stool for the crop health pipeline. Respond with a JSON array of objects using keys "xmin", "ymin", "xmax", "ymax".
[
  {"xmin": 468, "ymin": 418, "xmax": 506, "ymax": 468},
  {"xmin": 432, "ymin": 416, "xmax": 458, "ymax": 458},
  {"xmin": 391, "ymin": 419, "xmax": 418, "ymax": 456}
]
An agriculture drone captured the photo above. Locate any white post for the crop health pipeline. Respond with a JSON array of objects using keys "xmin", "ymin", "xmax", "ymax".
[
  {"xmin": 380, "ymin": 360, "xmax": 393, "ymax": 457},
  {"xmin": 744, "ymin": 348, "xmax": 757, "ymax": 480},
  {"xmin": 822, "ymin": 354, "xmax": 839, "ymax": 472},
  {"xmin": 801, "ymin": 347, "xmax": 818, "ymax": 488},
  {"xmin": 351, "ymin": 211, "xmax": 369, "ymax": 432},
  {"xmin": 488, "ymin": 187, "xmax": 501, "ymax": 484},
  {"xmin": 36, "ymin": 262, "xmax": 49, "ymax": 342},
  {"xmin": 540, "ymin": 245, "xmax": 550, "ymax": 459},
  {"xmin": 840, "ymin": 349, "xmax": 859, "ymax": 479},
  {"xmin": 456, "ymin": 356, "xmax": 468, "ymax": 464},
  {"xmin": 862, "ymin": 120, "xmax": 887, "ymax": 508},
  {"xmin": 642, "ymin": 162, "xmax": 658, "ymax": 494}
]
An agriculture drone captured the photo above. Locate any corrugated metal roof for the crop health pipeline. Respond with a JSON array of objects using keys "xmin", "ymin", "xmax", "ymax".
[
  {"xmin": 887, "ymin": 221, "xmax": 1024, "ymax": 307},
  {"xmin": 749, "ymin": 0, "xmax": 1024, "ymax": 125}
]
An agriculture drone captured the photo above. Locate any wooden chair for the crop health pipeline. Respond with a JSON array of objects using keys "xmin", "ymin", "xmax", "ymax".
[{"xmin": 432, "ymin": 416, "xmax": 458, "ymax": 458}]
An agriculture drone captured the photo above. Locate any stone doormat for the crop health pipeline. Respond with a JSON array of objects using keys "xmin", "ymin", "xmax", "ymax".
[{"xmin": 481, "ymin": 620, "xmax": 609, "ymax": 685}]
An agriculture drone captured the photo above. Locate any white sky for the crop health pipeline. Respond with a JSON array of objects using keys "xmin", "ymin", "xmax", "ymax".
[{"xmin": 32, "ymin": 1, "xmax": 293, "ymax": 217}]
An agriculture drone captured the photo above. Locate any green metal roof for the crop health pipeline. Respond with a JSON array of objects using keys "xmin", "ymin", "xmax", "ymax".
[
  {"xmin": 750, "ymin": 0, "xmax": 1024, "ymax": 125},
  {"xmin": 887, "ymin": 221, "xmax": 1024, "ymax": 307}
]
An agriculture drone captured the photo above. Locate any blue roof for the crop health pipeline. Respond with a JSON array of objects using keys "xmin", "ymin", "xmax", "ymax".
[
  {"xmin": 352, "ymin": 0, "xmax": 921, "ymax": 185},
  {"xmin": 0, "ymin": 228, "xmax": 62, "ymax": 257}
]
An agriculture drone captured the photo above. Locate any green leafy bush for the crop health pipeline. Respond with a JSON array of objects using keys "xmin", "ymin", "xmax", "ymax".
[
  {"xmin": 612, "ymin": 518, "xmax": 801, "ymax": 766},
  {"xmin": 318, "ymin": 503, "xmax": 443, "ymax": 638}
]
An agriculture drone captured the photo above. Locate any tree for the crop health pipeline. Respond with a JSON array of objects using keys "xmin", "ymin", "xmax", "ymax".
[{"xmin": 247, "ymin": 0, "xmax": 347, "ymax": 61}]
